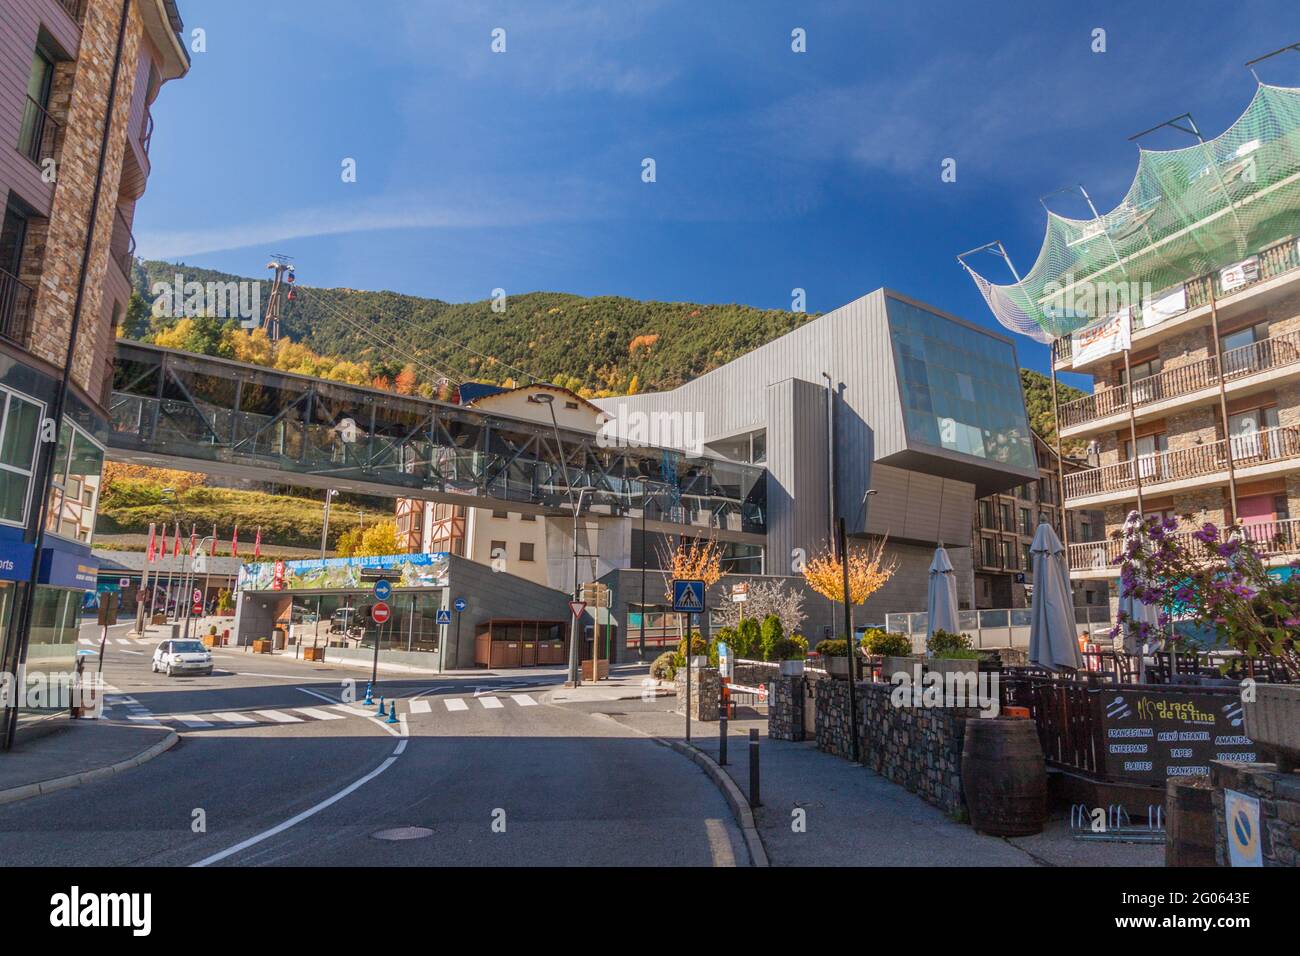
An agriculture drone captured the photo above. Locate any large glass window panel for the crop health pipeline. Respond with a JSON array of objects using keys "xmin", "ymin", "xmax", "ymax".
[
  {"xmin": 887, "ymin": 297, "xmax": 1034, "ymax": 470},
  {"xmin": 0, "ymin": 392, "xmax": 40, "ymax": 525},
  {"xmin": 45, "ymin": 421, "xmax": 104, "ymax": 544}
]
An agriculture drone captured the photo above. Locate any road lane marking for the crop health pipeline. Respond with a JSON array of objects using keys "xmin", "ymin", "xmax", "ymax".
[
  {"xmin": 295, "ymin": 707, "xmax": 343, "ymax": 721},
  {"xmin": 255, "ymin": 710, "xmax": 302, "ymax": 723},
  {"xmin": 213, "ymin": 712, "xmax": 257, "ymax": 724},
  {"xmin": 175, "ymin": 715, "xmax": 212, "ymax": 727},
  {"xmin": 296, "ymin": 686, "xmax": 402, "ymax": 738},
  {"xmin": 478, "ymin": 696, "xmax": 503, "ymax": 709},
  {"xmin": 408, "ymin": 699, "xmax": 431, "ymax": 714},
  {"xmin": 444, "ymin": 698, "xmax": 468, "ymax": 712},
  {"xmin": 512, "ymin": 694, "xmax": 537, "ymax": 706},
  {"xmin": 116, "ymin": 639, "xmax": 130, "ymax": 645},
  {"xmin": 191, "ymin": 753, "xmax": 402, "ymax": 867}
]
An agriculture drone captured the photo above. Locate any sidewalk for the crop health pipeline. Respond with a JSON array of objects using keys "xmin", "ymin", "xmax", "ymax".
[
  {"xmin": 583, "ymin": 702, "xmax": 1163, "ymax": 867},
  {"xmin": 0, "ymin": 719, "xmax": 177, "ymax": 807}
]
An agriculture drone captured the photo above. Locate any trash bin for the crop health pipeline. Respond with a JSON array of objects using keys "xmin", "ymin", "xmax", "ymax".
[{"xmin": 272, "ymin": 627, "xmax": 287, "ymax": 651}]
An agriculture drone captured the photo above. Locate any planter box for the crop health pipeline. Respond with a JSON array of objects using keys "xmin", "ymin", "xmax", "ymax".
[
  {"xmin": 1244, "ymin": 683, "xmax": 1300, "ymax": 772},
  {"xmin": 882, "ymin": 655, "xmax": 923, "ymax": 680},
  {"xmin": 824, "ymin": 656, "xmax": 849, "ymax": 677},
  {"xmin": 302, "ymin": 647, "xmax": 326, "ymax": 662},
  {"xmin": 779, "ymin": 659, "xmax": 805, "ymax": 677},
  {"xmin": 201, "ymin": 636, "xmax": 217, "ymax": 648},
  {"xmin": 252, "ymin": 639, "xmax": 273, "ymax": 654},
  {"xmin": 926, "ymin": 657, "xmax": 979, "ymax": 681}
]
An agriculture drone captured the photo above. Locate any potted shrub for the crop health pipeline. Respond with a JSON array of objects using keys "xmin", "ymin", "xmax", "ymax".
[
  {"xmin": 202, "ymin": 624, "xmax": 219, "ymax": 648},
  {"xmin": 814, "ymin": 638, "xmax": 850, "ymax": 676},
  {"xmin": 771, "ymin": 635, "xmax": 808, "ymax": 675},
  {"xmin": 927, "ymin": 629, "xmax": 980, "ymax": 680},
  {"xmin": 863, "ymin": 628, "xmax": 919, "ymax": 678},
  {"xmin": 252, "ymin": 637, "xmax": 273, "ymax": 654}
]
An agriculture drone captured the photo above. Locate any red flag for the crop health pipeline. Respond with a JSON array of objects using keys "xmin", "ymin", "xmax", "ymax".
[
  {"xmin": 189, "ymin": 524, "xmax": 197, "ymax": 557},
  {"xmin": 146, "ymin": 522, "xmax": 157, "ymax": 563},
  {"xmin": 253, "ymin": 526, "xmax": 262, "ymax": 560},
  {"xmin": 231, "ymin": 523, "xmax": 239, "ymax": 558},
  {"xmin": 172, "ymin": 523, "xmax": 181, "ymax": 557}
]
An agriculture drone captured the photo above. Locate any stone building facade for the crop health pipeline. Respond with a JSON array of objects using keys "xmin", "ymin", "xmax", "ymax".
[{"xmin": 0, "ymin": 0, "xmax": 188, "ymax": 740}]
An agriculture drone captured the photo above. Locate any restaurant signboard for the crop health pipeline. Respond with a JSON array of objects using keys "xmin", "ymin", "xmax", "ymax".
[{"xmin": 1099, "ymin": 687, "xmax": 1255, "ymax": 783}]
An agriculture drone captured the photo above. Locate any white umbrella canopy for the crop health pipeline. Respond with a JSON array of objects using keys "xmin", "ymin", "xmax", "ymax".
[
  {"xmin": 926, "ymin": 544, "xmax": 960, "ymax": 639},
  {"xmin": 1117, "ymin": 510, "xmax": 1161, "ymax": 658},
  {"xmin": 1028, "ymin": 522, "xmax": 1083, "ymax": 671}
]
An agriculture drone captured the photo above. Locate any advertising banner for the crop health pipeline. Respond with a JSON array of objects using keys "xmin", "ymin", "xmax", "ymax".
[
  {"xmin": 239, "ymin": 552, "xmax": 451, "ymax": 592},
  {"xmin": 1141, "ymin": 285, "xmax": 1187, "ymax": 328},
  {"xmin": 1071, "ymin": 308, "xmax": 1131, "ymax": 368},
  {"xmin": 1220, "ymin": 256, "xmax": 1260, "ymax": 292}
]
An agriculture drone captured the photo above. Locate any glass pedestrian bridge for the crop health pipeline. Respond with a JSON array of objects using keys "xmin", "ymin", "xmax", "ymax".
[{"xmin": 107, "ymin": 341, "xmax": 766, "ymax": 538}]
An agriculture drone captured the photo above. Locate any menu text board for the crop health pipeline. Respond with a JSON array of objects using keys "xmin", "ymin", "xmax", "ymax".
[{"xmin": 1098, "ymin": 688, "xmax": 1254, "ymax": 783}]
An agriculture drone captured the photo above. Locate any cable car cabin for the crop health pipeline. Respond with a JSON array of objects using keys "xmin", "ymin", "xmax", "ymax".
[{"xmin": 474, "ymin": 619, "xmax": 568, "ymax": 668}]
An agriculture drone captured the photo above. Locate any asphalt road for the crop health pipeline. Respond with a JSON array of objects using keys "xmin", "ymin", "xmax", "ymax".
[{"xmin": 0, "ymin": 621, "xmax": 743, "ymax": 867}]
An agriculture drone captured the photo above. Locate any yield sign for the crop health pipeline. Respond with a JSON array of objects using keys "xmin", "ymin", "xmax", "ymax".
[{"xmin": 568, "ymin": 600, "xmax": 587, "ymax": 619}]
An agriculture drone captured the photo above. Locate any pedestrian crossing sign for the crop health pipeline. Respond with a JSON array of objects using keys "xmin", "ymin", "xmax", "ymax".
[
  {"xmin": 672, "ymin": 579, "xmax": 706, "ymax": 613},
  {"xmin": 437, "ymin": 609, "xmax": 452, "ymax": 625}
]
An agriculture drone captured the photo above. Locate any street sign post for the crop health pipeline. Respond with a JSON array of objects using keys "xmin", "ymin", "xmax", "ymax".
[
  {"xmin": 436, "ymin": 608, "xmax": 451, "ymax": 625},
  {"xmin": 453, "ymin": 597, "xmax": 467, "ymax": 613},
  {"xmin": 671, "ymin": 579, "xmax": 707, "ymax": 742},
  {"xmin": 374, "ymin": 579, "xmax": 392, "ymax": 601},
  {"xmin": 372, "ymin": 601, "xmax": 391, "ymax": 624}
]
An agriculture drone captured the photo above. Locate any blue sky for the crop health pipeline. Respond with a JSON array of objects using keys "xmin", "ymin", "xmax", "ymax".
[{"xmin": 138, "ymin": 0, "xmax": 1300, "ymax": 384}]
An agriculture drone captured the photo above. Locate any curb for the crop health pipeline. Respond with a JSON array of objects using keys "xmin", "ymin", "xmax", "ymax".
[
  {"xmin": 590, "ymin": 712, "xmax": 769, "ymax": 867},
  {"xmin": 0, "ymin": 730, "xmax": 180, "ymax": 808}
]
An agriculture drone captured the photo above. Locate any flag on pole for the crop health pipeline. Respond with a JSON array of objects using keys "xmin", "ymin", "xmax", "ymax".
[
  {"xmin": 253, "ymin": 526, "xmax": 262, "ymax": 560},
  {"xmin": 146, "ymin": 522, "xmax": 157, "ymax": 562},
  {"xmin": 231, "ymin": 523, "xmax": 239, "ymax": 558},
  {"xmin": 189, "ymin": 524, "xmax": 197, "ymax": 557},
  {"xmin": 172, "ymin": 523, "xmax": 181, "ymax": 558},
  {"xmin": 211, "ymin": 524, "xmax": 218, "ymax": 556}
]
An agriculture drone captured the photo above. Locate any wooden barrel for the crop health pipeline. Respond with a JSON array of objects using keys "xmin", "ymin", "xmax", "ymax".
[
  {"xmin": 961, "ymin": 718, "xmax": 1047, "ymax": 836},
  {"xmin": 1166, "ymin": 779, "xmax": 1216, "ymax": 867}
]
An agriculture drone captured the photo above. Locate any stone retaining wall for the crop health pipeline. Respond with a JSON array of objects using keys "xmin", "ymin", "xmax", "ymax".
[
  {"xmin": 1212, "ymin": 761, "xmax": 1300, "ymax": 867},
  {"xmin": 769, "ymin": 675, "xmax": 805, "ymax": 741},
  {"xmin": 793, "ymin": 676, "xmax": 973, "ymax": 816},
  {"xmin": 860, "ymin": 682, "xmax": 974, "ymax": 817},
  {"xmin": 675, "ymin": 665, "xmax": 720, "ymax": 721}
]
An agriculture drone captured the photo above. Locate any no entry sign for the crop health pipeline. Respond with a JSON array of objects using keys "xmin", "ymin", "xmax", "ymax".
[{"xmin": 372, "ymin": 601, "xmax": 391, "ymax": 624}]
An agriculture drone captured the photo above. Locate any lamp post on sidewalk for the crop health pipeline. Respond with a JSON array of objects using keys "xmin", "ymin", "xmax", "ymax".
[{"xmin": 839, "ymin": 488, "xmax": 876, "ymax": 763}]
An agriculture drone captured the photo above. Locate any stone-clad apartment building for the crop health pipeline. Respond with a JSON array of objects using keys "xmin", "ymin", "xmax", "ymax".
[
  {"xmin": 0, "ymin": 0, "xmax": 188, "ymax": 738},
  {"xmin": 1054, "ymin": 242, "xmax": 1300, "ymax": 590}
]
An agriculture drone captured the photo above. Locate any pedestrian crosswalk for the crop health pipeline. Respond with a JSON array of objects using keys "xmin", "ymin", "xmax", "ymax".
[
  {"xmin": 426, "ymin": 693, "xmax": 536, "ymax": 713},
  {"xmin": 103, "ymin": 697, "xmax": 363, "ymax": 730}
]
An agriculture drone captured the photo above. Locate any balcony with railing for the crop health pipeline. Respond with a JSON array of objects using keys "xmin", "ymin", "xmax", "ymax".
[
  {"xmin": 0, "ymin": 268, "xmax": 36, "ymax": 348},
  {"xmin": 1055, "ymin": 236, "xmax": 1300, "ymax": 370},
  {"xmin": 1068, "ymin": 517, "xmax": 1300, "ymax": 572},
  {"xmin": 1062, "ymin": 424, "xmax": 1300, "ymax": 502},
  {"xmin": 1058, "ymin": 328, "xmax": 1300, "ymax": 432},
  {"xmin": 110, "ymin": 209, "xmax": 136, "ymax": 278},
  {"xmin": 56, "ymin": 0, "xmax": 85, "ymax": 23},
  {"xmin": 18, "ymin": 95, "xmax": 63, "ymax": 168}
]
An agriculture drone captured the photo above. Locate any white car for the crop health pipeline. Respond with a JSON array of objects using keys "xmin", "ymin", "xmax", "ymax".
[{"xmin": 152, "ymin": 639, "xmax": 214, "ymax": 677}]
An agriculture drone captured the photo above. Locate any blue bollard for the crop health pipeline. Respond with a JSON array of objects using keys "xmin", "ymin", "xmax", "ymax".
[
  {"xmin": 376, "ymin": 696, "xmax": 386, "ymax": 716},
  {"xmin": 363, "ymin": 682, "xmax": 373, "ymax": 705},
  {"xmin": 386, "ymin": 701, "xmax": 398, "ymax": 724}
]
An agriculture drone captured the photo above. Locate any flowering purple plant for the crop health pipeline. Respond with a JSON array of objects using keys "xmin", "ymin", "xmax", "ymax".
[{"xmin": 1110, "ymin": 511, "xmax": 1298, "ymax": 678}]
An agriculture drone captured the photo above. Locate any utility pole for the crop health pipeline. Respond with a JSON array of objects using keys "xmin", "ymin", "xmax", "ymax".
[{"xmin": 261, "ymin": 255, "xmax": 294, "ymax": 343}]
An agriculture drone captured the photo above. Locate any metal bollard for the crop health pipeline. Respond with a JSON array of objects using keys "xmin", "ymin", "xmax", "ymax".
[
  {"xmin": 748, "ymin": 728, "xmax": 761, "ymax": 808},
  {"xmin": 719, "ymin": 711, "xmax": 728, "ymax": 766}
]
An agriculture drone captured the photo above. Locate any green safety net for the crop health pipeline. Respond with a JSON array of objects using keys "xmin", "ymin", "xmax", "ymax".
[{"xmin": 965, "ymin": 84, "xmax": 1300, "ymax": 343}]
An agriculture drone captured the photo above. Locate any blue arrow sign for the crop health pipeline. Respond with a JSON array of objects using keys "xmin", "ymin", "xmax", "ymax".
[
  {"xmin": 374, "ymin": 579, "xmax": 392, "ymax": 601},
  {"xmin": 672, "ymin": 579, "xmax": 706, "ymax": 613},
  {"xmin": 437, "ymin": 608, "xmax": 452, "ymax": 625},
  {"xmin": 453, "ymin": 597, "xmax": 467, "ymax": 613}
]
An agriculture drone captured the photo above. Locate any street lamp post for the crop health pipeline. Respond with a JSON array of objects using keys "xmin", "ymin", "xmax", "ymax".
[
  {"xmin": 527, "ymin": 392, "xmax": 595, "ymax": 687},
  {"xmin": 839, "ymin": 488, "xmax": 876, "ymax": 763},
  {"xmin": 317, "ymin": 488, "xmax": 338, "ymax": 649},
  {"xmin": 183, "ymin": 536, "xmax": 214, "ymax": 640}
]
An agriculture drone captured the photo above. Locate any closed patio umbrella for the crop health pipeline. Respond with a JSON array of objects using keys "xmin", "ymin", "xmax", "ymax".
[
  {"xmin": 926, "ymin": 544, "xmax": 960, "ymax": 640},
  {"xmin": 1028, "ymin": 522, "xmax": 1083, "ymax": 671}
]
